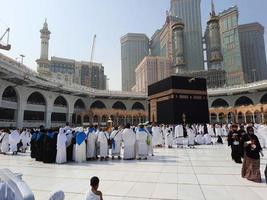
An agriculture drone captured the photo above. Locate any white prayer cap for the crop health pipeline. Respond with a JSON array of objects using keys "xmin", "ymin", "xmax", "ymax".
[
  {"xmin": 49, "ymin": 190, "xmax": 65, "ymax": 200},
  {"xmin": 66, "ymin": 130, "xmax": 72, "ymax": 134},
  {"xmin": 59, "ymin": 128, "xmax": 65, "ymax": 134}
]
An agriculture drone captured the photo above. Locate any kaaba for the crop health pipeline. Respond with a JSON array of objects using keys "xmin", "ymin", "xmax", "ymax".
[{"xmin": 148, "ymin": 76, "xmax": 209, "ymax": 124}]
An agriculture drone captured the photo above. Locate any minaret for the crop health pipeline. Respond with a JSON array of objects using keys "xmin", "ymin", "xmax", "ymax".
[
  {"xmin": 172, "ymin": 18, "xmax": 186, "ymax": 73},
  {"xmin": 37, "ymin": 19, "xmax": 51, "ymax": 76},
  {"xmin": 206, "ymin": 0, "xmax": 223, "ymax": 69}
]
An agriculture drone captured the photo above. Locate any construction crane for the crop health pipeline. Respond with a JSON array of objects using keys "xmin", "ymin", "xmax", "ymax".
[
  {"xmin": 90, "ymin": 34, "xmax": 96, "ymax": 63},
  {"xmin": 0, "ymin": 27, "xmax": 11, "ymax": 51}
]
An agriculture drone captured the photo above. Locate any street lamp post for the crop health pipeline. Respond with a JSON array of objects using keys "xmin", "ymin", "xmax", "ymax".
[{"xmin": 20, "ymin": 54, "xmax": 25, "ymax": 65}]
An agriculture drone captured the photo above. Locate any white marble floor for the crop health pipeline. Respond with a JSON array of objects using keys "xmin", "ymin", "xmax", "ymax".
[{"xmin": 1, "ymin": 144, "xmax": 267, "ymax": 200}]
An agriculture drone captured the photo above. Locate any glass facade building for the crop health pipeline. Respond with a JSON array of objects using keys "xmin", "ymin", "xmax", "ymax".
[
  {"xmin": 170, "ymin": 0, "xmax": 204, "ymax": 71},
  {"xmin": 239, "ymin": 23, "xmax": 267, "ymax": 83},
  {"xmin": 219, "ymin": 6, "xmax": 244, "ymax": 85},
  {"xmin": 121, "ymin": 33, "xmax": 150, "ymax": 91}
]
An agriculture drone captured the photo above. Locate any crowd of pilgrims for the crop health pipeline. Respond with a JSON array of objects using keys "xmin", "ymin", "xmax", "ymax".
[
  {"xmin": 0, "ymin": 122, "xmax": 225, "ymax": 161},
  {"xmin": 1, "ymin": 122, "xmax": 267, "ymax": 183}
]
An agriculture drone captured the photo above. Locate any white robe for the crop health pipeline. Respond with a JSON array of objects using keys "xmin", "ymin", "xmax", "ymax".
[
  {"xmin": 174, "ymin": 125, "xmax": 184, "ymax": 138},
  {"xmin": 255, "ymin": 126, "xmax": 267, "ymax": 148},
  {"xmin": 204, "ymin": 134, "xmax": 212, "ymax": 145},
  {"xmin": 122, "ymin": 128, "xmax": 136, "ymax": 159},
  {"xmin": 136, "ymin": 129, "xmax": 148, "ymax": 158},
  {"xmin": 207, "ymin": 125, "xmax": 215, "ymax": 137},
  {"xmin": 20, "ymin": 131, "xmax": 31, "ymax": 151},
  {"xmin": 195, "ymin": 134, "xmax": 205, "ymax": 145},
  {"xmin": 97, "ymin": 131, "xmax": 109, "ymax": 157},
  {"xmin": 86, "ymin": 130, "xmax": 97, "ymax": 158},
  {"xmin": 215, "ymin": 127, "xmax": 223, "ymax": 136},
  {"xmin": 56, "ymin": 132, "xmax": 67, "ymax": 164},
  {"xmin": 85, "ymin": 191, "xmax": 100, "ymax": 200},
  {"xmin": 9, "ymin": 130, "xmax": 20, "ymax": 153},
  {"xmin": 75, "ymin": 140, "xmax": 86, "ymax": 163},
  {"xmin": 152, "ymin": 126, "xmax": 163, "ymax": 146},
  {"xmin": 110, "ymin": 130, "xmax": 122, "ymax": 156},
  {"xmin": 0, "ymin": 132, "xmax": 9, "ymax": 153},
  {"xmin": 164, "ymin": 128, "xmax": 173, "ymax": 147},
  {"xmin": 187, "ymin": 128, "xmax": 195, "ymax": 146}
]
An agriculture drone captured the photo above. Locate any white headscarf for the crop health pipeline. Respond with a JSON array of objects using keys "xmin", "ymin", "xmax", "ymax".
[
  {"xmin": 59, "ymin": 128, "xmax": 65, "ymax": 135},
  {"xmin": 49, "ymin": 190, "xmax": 65, "ymax": 200}
]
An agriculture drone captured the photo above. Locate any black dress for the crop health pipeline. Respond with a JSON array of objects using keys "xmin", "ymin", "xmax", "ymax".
[
  {"xmin": 43, "ymin": 132, "xmax": 57, "ymax": 163},
  {"xmin": 35, "ymin": 131, "xmax": 45, "ymax": 161},
  {"xmin": 227, "ymin": 131, "xmax": 242, "ymax": 163},
  {"xmin": 66, "ymin": 132, "xmax": 74, "ymax": 162},
  {"xmin": 30, "ymin": 132, "xmax": 37, "ymax": 158}
]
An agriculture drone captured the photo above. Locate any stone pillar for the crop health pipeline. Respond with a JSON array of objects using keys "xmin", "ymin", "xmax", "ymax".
[
  {"xmin": 45, "ymin": 110, "xmax": 52, "ymax": 128},
  {"xmin": 261, "ymin": 113, "xmax": 265, "ymax": 123},
  {"xmin": 16, "ymin": 108, "xmax": 24, "ymax": 129},
  {"xmin": 67, "ymin": 113, "xmax": 73, "ymax": 124},
  {"xmin": 216, "ymin": 114, "xmax": 219, "ymax": 123},
  {"xmin": 252, "ymin": 114, "xmax": 255, "ymax": 123}
]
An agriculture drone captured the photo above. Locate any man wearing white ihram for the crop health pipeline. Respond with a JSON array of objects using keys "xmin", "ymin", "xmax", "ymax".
[
  {"xmin": 0, "ymin": 129, "xmax": 10, "ymax": 154},
  {"xmin": 136, "ymin": 124, "xmax": 148, "ymax": 160},
  {"xmin": 97, "ymin": 128, "xmax": 109, "ymax": 160},
  {"xmin": 152, "ymin": 123, "xmax": 163, "ymax": 147},
  {"xmin": 86, "ymin": 126, "xmax": 97, "ymax": 160},
  {"xmin": 20, "ymin": 129, "xmax": 31, "ymax": 153},
  {"xmin": 56, "ymin": 128, "xmax": 67, "ymax": 164},
  {"xmin": 110, "ymin": 126, "xmax": 122, "ymax": 160},
  {"xmin": 9, "ymin": 130, "xmax": 20, "ymax": 154},
  {"xmin": 122, "ymin": 123, "xmax": 136, "ymax": 160}
]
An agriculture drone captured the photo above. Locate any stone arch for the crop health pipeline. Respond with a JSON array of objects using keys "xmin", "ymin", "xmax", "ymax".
[
  {"xmin": 101, "ymin": 115, "xmax": 108, "ymax": 123},
  {"xmin": 77, "ymin": 115, "xmax": 82, "ymax": 125},
  {"xmin": 245, "ymin": 111, "xmax": 253, "ymax": 123},
  {"xmin": 0, "ymin": 86, "xmax": 19, "ymax": 122},
  {"xmin": 254, "ymin": 110, "xmax": 261, "ymax": 123},
  {"xmin": 132, "ymin": 102, "xmax": 145, "ymax": 110},
  {"xmin": 93, "ymin": 115, "xmax": 99, "ymax": 124},
  {"xmin": 237, "ymin": 112, "xmax": 245, "ymax": 123},
  {"xmin": 83, "ymin": 115, "xmax": 90, "ymax": 123},
  {"xmin": 2, "ymin": 86, "xmax": 18, "ymax": 102},
  {"xmin": 218, "ymin": 113, "xmax": 226, "ymax": 123},
  {"xmin": 211, "ymin": 98, "xmax": 229, "ymax": 108},
  {"xmin": 227, "ymin": 112, "xmax": 235, "ymax": 123},
  {"xmin": 54, "ymin": 96, "xmax": 68, "ymax": 107},
  {"xmin": 235, "ymin": 96, "xmax": 254, "ymax": 107},
  {"xmin": 27, "ymin": 91, "xmax": 46, "ymax": 105},
  {"xmin": 90, "ymin": 100, "xmax": 106, "ymax": 109},
  {"xmin": 112, "ymin": 101, "xmax": 126, "ymax": 110},
  {"xmin": 210, "ymin": 113, "xmax": 217, "ymax": 123},
  {"xmin": 260, "ymin": 93, "xmax": 267, "ymax": 104},
  {"xmin": 74, "ymin": 99, "xmax": 86, "ymax": 110}
]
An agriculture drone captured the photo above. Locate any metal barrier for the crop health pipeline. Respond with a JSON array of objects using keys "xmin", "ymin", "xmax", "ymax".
[{"xmin": 0, "ymin": 168, "xmax": 35, "ymax": 200}]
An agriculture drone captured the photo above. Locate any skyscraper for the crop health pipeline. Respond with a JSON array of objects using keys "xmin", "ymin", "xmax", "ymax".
[
  {"xmin": 219, "ymin": 6, "xmax": 244, "ymax": 85},
  {"xmin": 239, "ymin": 23, "xmax": 267, "ymax": 83},
  {"xmin": 121, "ymin": 33, "xmax": 149, "ymax": 91},
  {"xmin": 170, "ymin": 0, "xmax": 204, "ymax": 71}
]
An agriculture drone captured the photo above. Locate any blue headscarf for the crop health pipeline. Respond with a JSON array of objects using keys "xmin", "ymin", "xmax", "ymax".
[
  {"xmin": 31, "ymin": 132, "xmax": 37, "ymax": 141},
  {"xmin": 138, "ymin": 127, "xmax": 146, "ymax": 132},
  {"xmin": 88, "ymin": 127, "xmax": 95, "ymax": 133},
  {"xmin": 47, "ymin": 131, "xmax": 55, "ymax": 139}
]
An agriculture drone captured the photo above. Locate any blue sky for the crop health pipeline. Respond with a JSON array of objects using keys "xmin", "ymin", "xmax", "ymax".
[{"xmin": 0, "ymin": 0, "xmax": 266, "ymax": 90}]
